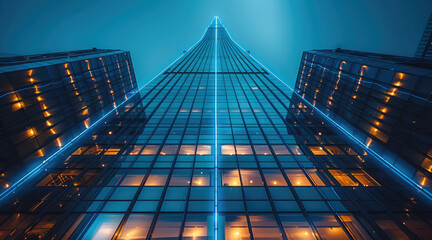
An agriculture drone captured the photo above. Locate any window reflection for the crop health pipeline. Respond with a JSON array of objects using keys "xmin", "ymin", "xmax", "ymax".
[
  {"xmin": 222, "ymin": 214, "xmax": 250, "ymax": 240},
  {"xmin": 236, "ymin": 145, "xmax": 253, "ymax": 155},
  {"xmin": 222, "ymin": 169, "xmax": 241, "ymax": 187},
  {"xmin": 310, "ymin": 214, "xmax": 350, "ymax": 240},
  {"xmin": 328, "ymin": 170, "xmax": 358, "ymax": 186},
  {"xmin": 160, "ymin": 145, "xmax": 179, "ymax": 155},
  {"xmin": 196, "ymin": 145, "xmax": 211, "ymax": 155},
  {"xmin": 179, "ymin": 145, "xmax": 196, "ymax": 155},
  {"xmin": 82, "ymin": 214, "xmax": 123, "ymax": 240},
  {"xmin": 118, "ymin": 214, "xmax": 153, "ymax": 239},
  {"xmin": 222, "ymin": 145, "xmax": 235, "ymax": 155},
  {"xmin": 128, "ymin": 145, "xmax": 143, "ymax": 155},
  {"xmin": 145, "ymin": 169, "xmax": 169, "ymax": 186},
  {"xmin": 192, "ymin": 169, "xmax": 212, "ymax": 186},
  {"xmin": 350, "ymin": 170, "xmax": 380, "ymax": 186},
  {"xmin": 280, "ymin": 213, "xmax": 314, "ymax": 239},
  {"xmin": 263, "ymin": 169, "xmax": 288, "ymax": 186},
  {"xmin": 272, "ymin": 145, "xmax": 291, "ymax": 155},
  {"xmin": 254, "ymin": 145, "xmax": 271, "ymax": 155},
  {"xmin": 324, "ymin": 146, "xmax": 345, "ymax": 155},
  {"xmin": 240, "ymin": 169, "xmax": 263, "ymax": 186},
  {"xmin": 151, "ymin": 214, "xmax": 182, "ymax": 239},
  {"xmin": 141, "ymin": 145, "xmax": 159, "ymax": 155},
  {"xmin": 169, "ymin": 169, "xmax": 192, "ymax": 186},
  {"xmin": 249, "ymin": 214, "xmax": 283, "ymax": 239},
  {"xmin": 285, "ymin": 169, "xmax": 312, "ymax": 186},
  {"xmin": 306, "ymin": 169, "xmax": 326, "ymax": 186},
  {"xmin": 182, "ymin": 213, "xmax": 212, "ymax": 239}
]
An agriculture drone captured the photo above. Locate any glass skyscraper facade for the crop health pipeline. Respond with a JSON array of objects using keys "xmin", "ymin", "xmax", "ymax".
[
  {"xmin": 415, "ymin": 12, "xmax": 432, "ymax": 59},
  {"xmin": 0, "ymin": 49, "xmax": 137, "ymax": 191},
  {"xmin": 0, "ymin": 18, "xmax": 431, "ymax": 240}
]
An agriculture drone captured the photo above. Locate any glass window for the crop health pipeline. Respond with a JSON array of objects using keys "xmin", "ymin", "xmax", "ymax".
[
  {"xmin": 222, "ymin": 214, "xmax": 250, "ymax": 239},
  {"xmin": 192, "ymin": 169, "xmax": 212, "ymax": 186},
  {"xmin": 249, "ymin": 214, "xmax": 282, "ymax": 239},
  {"xmin": 254, "ymin": 145, "xmax": 271, "ymax": 155},
  {"xmin": 179, "ymin": 145, "xmax": 196, "ymax": 155},
  {"xmin": 285, "ymin": 169, "xmax": 312, "ymax": 186},
  {"xmin": 289, "ymin": 145, "xmax": 303, "ymax": 155},
  {"xmin": 306, "ymin": 169, "xmax": 326, "ymax": 186},
  {"xmin": 118, "ymin": 214, "xmax": 153, "ymax": 239},
  {"xmin": 128, "ymin": 145, "xmax": 143, "ymax": 155},
  {"xmin": 145, "ymin": 169, "xmax": 169, "ymax": 186},
  {"xmin": 182, "ymin": 213, "xmax": 213, "ymax": 239},
  {"xmin": 141, "ymin": 145, "xmax": 159, "ymax": 155},
  {"xmin": 169, "ymin": 169, "xmax": 192, "ymax": 186},
  {"xmin": 151, "ymin": 214, "xmax": 182, "ymax": 239},
  {"xmin": 280, "ymin": 213, "xmax": 314, "ymax": 239},
  {"xmin": 221, "ymin": 169, "xmax": 241, "ymax": 187},
  {"xmin": 222, "ymin": 145, "xmax": 235, "ymax": 155},
  {"xmin": 272, "ymin": 145, "xmax": 290, "ymax": 155},
  {"xmin": 263, "ymin": 169, "xmax": 288, "ymax": 186},
  {"xmin": 240, "ymin": 169, "xmax": 263, "ymax": 186},
  {"xmin": 310, "ymin": 214, "xmax": 350, "ymax": 240},
  {"xmin": 325, "ymin": 146, "xmax": 345, "ymax": 155},
  {"xmin": 82, "ymin": 214, "xmax": 123, "ymax": 240},
  {"xmin": 350, "ymin": 171, "xmax": 380, "ymax": 186},
  {"xmin": 236, "ymin": 145, "xmax": 253, "ymax": 155},
  {"xmin": 104, "ymin": 146, "xmax": 121, "ymax": 155},
  {"xmin": 196, "ymin": 145, "xmax": 211, "ymax": 155},
  {"xmin": 121, "ymin": 171, "xmax": 146, "ymax": 186},
  {"xmin": 309, "ymin": 146, "xmax": 327, "ymax": 155},
  {"xmin": 160, "ymin": 145, "xmax": 179, "ymax": 155},
  {"xmin": 328, "ymin": 170, "xmax": 358, "ymax": 186}
]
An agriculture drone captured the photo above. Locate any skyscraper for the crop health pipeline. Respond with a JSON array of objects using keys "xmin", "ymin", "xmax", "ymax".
[
  {"xmin": 415, "ymin": 12, "xmax": 432, "ymax": 59},
  {"xmin": 0, "ymin": 17, "xmax": 431, "ymax": 240},
  {"xmin": 0, "ymin": 49, "xmax": 137, "ymax": 191}
]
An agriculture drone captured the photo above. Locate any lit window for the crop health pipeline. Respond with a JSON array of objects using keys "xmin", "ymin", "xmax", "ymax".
[
  {"xmin": 222, "ymin": 145, "xmax": 235, "ymax": 155},
  {"xmin": 104, "ymin": 146, "xmax": 121, "ymax": 155},
  {"xmin": 306, "ymin": 169, "xmax": 326, "ymax": 186},
  {"xmin": 121, "ymin": 172, "xmax": 145, "ymax": 186},
  {"xmin": 72, "ymin": 146, "xmax": 88, "ymax": 155},
  {"xmin": 311, "ymin": 214, "xmax": 350, "ymax": 240},
  {"xmin": 272, "ymin": 145, "xmax": 290, "ymax": 155},
  {"xmin": 328, "ymin": 170, "xmax": 358, "ymax": 186},
  {"xmin": 236, "ymin": 145, "xmax": 253, "ymax": 155},
  {"xmin": 196, "ymin": 145, "xmax": 211, "ymax": 155},
  {"xmin": 263, "ymin": 169, "xmax": 288, "ymax": 186},
  {"xmin": 324, "ymin": 146, "xmax": 344, "ymax": 155},
  {"xmin": 84, "ymin": 145, "xmax": 104, "ymax": 155},
  {"xmin": 285, "ymin": 169, "xmax": 312, "ymax": 186},
  {"xmin": 240, "ymin": 169, "xmax": 263, "ymax": 186},
  {"xmin": 118, "ymin": 214, "xmax": 153, "ymax": 239},
  {"xmin": 179, "ymin": 145, "xmax": 196, "ymax": 155},
  {"xmin": 308, "ymin": 146, "xmax": 327, "ymax": 155},
  {"xmin": 350, "ymin": 171, "xmax": 380, "ymax": 186},
  {"xmin": 128, "ymin": 145, "xmax": 143, "ymax": 155},
  {"xmin": 145, "ymin": 169, "xmax": 169, "ymax": 186},
  {"xmin": 223, "ymin": 214, "xmax": 250, "ymax": 239},
  {"xmin": 183, "ymin": 214, "xmax": 212, "ymax": 238},
  {"xmin": 289, "ymin": 145, "xmax": 303, "ymax": 155},
  {"xmin": 254, "ymin": 145, "xmax": 271, "ymax": 155},
  {"xmin": 169, "ymin": 169, "xmax": 192, "ymax": 186},
  {"xmin": 222, "ymin": 169, "xmax": 241, "ymax": 187},
  {"xmin": 141, "ymin": 145, "xmax": 159, "ymax": 155},
  {"xmin": 160, "ymin": 145, "xmax": 179, "ymax": 155},
  {"xmin": 192, "ymin": 169, "xmax": 212, "ymax": 186}
]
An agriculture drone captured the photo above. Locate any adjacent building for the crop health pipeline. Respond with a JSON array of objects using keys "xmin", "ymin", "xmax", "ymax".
[
  {"xmin": 294, "ymin": 48, "xmax": 432, "ymax": 192},
  {"xmin": 0, "ymin": 49, "xmax": 137, "ymax": 188},
  {"xmin": 0, "ymin": 18, "xmax": 431, "ymax": 240},
  {"xmin": 415, "ymin": 12, "xmax": 432, "ymax": 59}
]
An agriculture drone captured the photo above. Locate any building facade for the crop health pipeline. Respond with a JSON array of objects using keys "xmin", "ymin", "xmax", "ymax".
[
  {"xmin": 0, "ymin": 18, "xmax": 431, "ymax": 239},
  {"xmin": 0, "ymin": 49, "xmax": 137, "ymax": 190},
  {"xmin": 415, "ymin": 12, "xmax": 432, "ymax": 59},
  {"xmin": 294, "ymin": 49, "xmax": 432, "ymax": 193}
]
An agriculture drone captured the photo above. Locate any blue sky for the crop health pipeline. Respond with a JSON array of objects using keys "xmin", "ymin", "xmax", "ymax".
[{"xmin": 0, "ymin": 0, "xmax": 431, "ymax": 87}]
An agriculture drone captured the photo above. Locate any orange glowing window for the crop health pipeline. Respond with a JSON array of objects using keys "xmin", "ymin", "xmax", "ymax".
[
  {"xmin": 196, "ymin": 145, "xmax": 211, "ymax": 155},
  {"xmin": 263, "ymin": 169, "xmax": 288, "ymax": 186},
  {"xmin": 309, "ymin": 146, "xmax": 327, "ymax": 155},
  {"xmin": 104, "ymin": 147, "xmax": 121, "ymax": 155},
  {"xmin": 222, "ymin": 145, "xmax": 235, "ymax": 155},
  {"xmin": 272, "ymin": 145, "xmax": 291, "ymax": 155},
  {"xmin": 128, "ymin": 145, "xmax": 143, "ymax": 155},
  {"xmin": 222, "ymin": 169, "xmax": 241, "ymax": 187},
  {"xmin": 192, "ymin": 169, "xmax": 211, "ymax": 186},
  {"xmin": 236, "ymin": 145, "xmax": 253, "ymax": 155},
  {"xmin": 83, "ymin": 145, "xmax": 104, "ymax": 155},
  {"xmin": 121, "ymin": 173, "xmax": 145, "ymax": 186},
  {"xmin": 224, "ymin": 215, "xmax": 250, "ymax": 239},
  {"xmin": 421, "ymin": 157, "xmax": 432, "ymax": 173},
  {"xmin": 144, "ymin": 170, "xmax": 168, "ymax": 186},
  {"xmin": 350, "ymin": 171, "xmax": 380, "ymax": 186},
  {"xmin": 343, "ymin": 147, "xmax": 358, "ymax": 156},
  {"xmin": 289, "ymin": 145, "xmax": 303, "ymax": 155},
  {"xmin": 179, "ymin": 145, "xmax": 196, "ymax": 155},
  {"xmin": 306, "ymin": 169, "xmax": 326, "ymax": 186},
  {"xmin": 254, "ymin": 145, "xmax": 271, "ymax": 155},
  {"xmin": 285, "ymin": 169, "xmax": 312, "ymax": 186},
  {"xmin": 240, "ymin": 169, "xmax": 263, "ymax": 186},
  {"xmin": 72, "ymin": 146, "xmax": 88, "ymax": 155},
  {"xmin": 141, "ymin": 145, "xmax": 159, "ymax": 155},
  {"xmin": 160, "ymin": 145, "xmax": 179, "ymax": 155},
  {"xmin": 324, "ymin": 146, "xmax": 344, "ymax": 155},
  {"xmin": 328, "ymin": 170, "xmax": 358, "ymax": 186}
]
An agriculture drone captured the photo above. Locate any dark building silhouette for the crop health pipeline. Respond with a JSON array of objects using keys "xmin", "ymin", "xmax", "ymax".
[{"xmin": 0, "ymin": 18, "xmax": 431, "ymax": 240}]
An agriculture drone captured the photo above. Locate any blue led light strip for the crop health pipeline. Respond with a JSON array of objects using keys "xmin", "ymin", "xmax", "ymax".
[
  {"xmin": 214, "ymin": 16, "xmax": 219, "ymax": 240},
  {"xmin": 0, "ymin": 20, "xmax": 213, "ymax": 203},
  {"xmin": 220, "ymin": 21, "xmax": 432, "ymax": 201}
]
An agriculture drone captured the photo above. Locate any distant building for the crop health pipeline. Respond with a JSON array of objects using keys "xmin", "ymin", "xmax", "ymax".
[
  {"xmin": 415, "ymin": 13, "xmax": 432, "ymax": 59},
  {"xmin": 0, "ymin": 49, "xmax": 137, "ymax": 185}
]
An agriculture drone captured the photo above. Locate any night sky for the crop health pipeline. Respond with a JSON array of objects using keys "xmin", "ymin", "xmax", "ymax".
[{"xmin": 0, "ymin": 0, "xmax": 431, "ymax": 88}]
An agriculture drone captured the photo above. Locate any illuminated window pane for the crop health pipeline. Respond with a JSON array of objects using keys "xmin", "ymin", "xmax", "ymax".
[
  {"xmin": 222, "ymin": 145, "xmax": 235, "ymax": 155},
  {"xmin": 151, "ymin": 214, "xmax": 182, "ymax": 239},
  {"xmin": 350, "ymin": 171, "xmax": 380, "ymax": 186},
  {"xmin": 221, "ymin": 169, "xmax": 241, "ymax": 187},
  {"xmin": 179, "ymin": 145, "xmax": 196, "ymax": 155},
  {"xmin": 263, "ymin": 169, "xmax": 288, "ymax": 186},
  {"xmin": 311, "ymin": 214, "xmax": 350, "ymax": 240},
  {"xmin": 289, "ymin": 145, "xmax": 303, "ymax": 155},
  {"xmin": 160, "ymin": 145, "xmax": 179, "ymax": 155},
  {"xmin": 236, "ymin": 145, "xmax": 253, "ymax": 155},
  {"xmin": 306, "ymin": 169, "xmax": 326, "ymax": 186},
  {"xmin": 324, "ymin": 146, "xmax": 344, "ymax": 155},
  {"xmin": 128, "ymin": 145, "xmax": 143, "ymax": 155},
  {"xmin": 280, "ymin": 213, "xmax": 314, "ymax": 239},
  {"xmin": 272, "ymin": 145, "xmax": 290, "ymax": 155},
  {"xmin": 82, "ymin": 214, "xmax": 123, "ymax": 240},
  {"xmin": 192, "ymin": 169, "xmax": 212, "ymax": 186},
  {"xmin": 421, "ymin": 156, "xmax": 432, "ymax": 173},
  {"xmin": 309, "ymin": 146, "xmax": 327, "ymax": 155},
  {"xmin": 72, "ymin": 146, "xmax": 88, "ymax": 155},
  {"xmin": 118, "ymin": 214, "xmax": 153, "ymax": 240},
  {"xmin": 84, "ymin": 145, "xmax": 104, "ymax": 155},
  {"xmin": 121, "ymin": 172, "xmax": 146, "ymax": 186},
  {"xmin": 196, "ymin": 145, "xmax": 211, "ymax": 155},
  {"xmin": 183, "ymin": 213, "xmax": 212, "ymax": 239},
  {"xmin": 222, "ymin": 214, "xmax": 250, "ymax": 239},
  {"xmin": 104, "ymin": 146, "xmax": 121, "ymax": 155},
  {"xmin": 343, "ymin": 147, "xmax": 358, "ymax": 155},
  {"xmin": 145, "ymin": 169, "xmax": 169, "ymax": 186},
  {"xmin": 339, "ymin": 214, "xmax": 373, "ymax": 239},
  {"xmin": 254, "ymin": 145, "xmax": 271, "ymax": 155},
  {"xmin": 141, "ymin": 145, "xmax": 159, "ymax": 155},
  {"xmin": 285, "ymin": 169, "xmax": 312, "ymax": 186},
  {"xmin": 328, "ymin": 170, "xmax": 358, "ymax": 186},
  {"xmin": 250, "ymin": 214, "xmax": 282, "ymax": 239},
  {"xmin": 241, "ymin": 169, "xmax": 263, "ymax": 186},
  {"xmin": 169, "ymin": 169, "xmax": 192, "ymax": 186}
]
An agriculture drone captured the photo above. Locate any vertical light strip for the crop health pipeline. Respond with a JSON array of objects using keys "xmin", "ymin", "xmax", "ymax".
[{"xmin": 214, "ymin": 16, "xmax": 219, "ymax": 240}]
